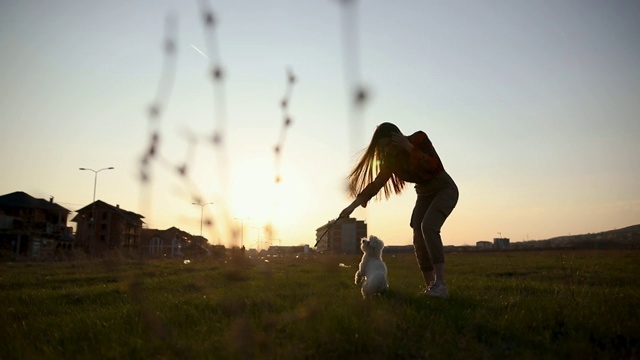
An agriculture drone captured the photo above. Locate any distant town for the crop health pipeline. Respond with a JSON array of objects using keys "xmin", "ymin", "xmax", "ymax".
[{"xmin": 1, "ymin": 191, "xmax": 639, "ymax": 261}]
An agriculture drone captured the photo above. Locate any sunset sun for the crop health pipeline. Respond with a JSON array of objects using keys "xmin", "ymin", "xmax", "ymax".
[{"xmin": 227, "ymin": 159, "xmax": 308, "ymax": 235}]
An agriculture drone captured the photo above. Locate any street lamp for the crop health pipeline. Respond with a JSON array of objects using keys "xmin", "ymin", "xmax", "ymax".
[
  {"xmin": 79, "ymin": 167, "xmax": 115, "ymax": 202},
  {"xmin": 192, "ymin": 202, "xmax": 213, "ymax": 236},
  {"xmin": 79, "ymin": 166, "xmax": 114, "ymax": 256}
]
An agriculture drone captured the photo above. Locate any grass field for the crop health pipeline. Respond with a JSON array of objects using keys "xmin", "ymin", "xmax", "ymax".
[{"xmin": 1, "ymin": 249, "xmax": 639, "ymax": 359}]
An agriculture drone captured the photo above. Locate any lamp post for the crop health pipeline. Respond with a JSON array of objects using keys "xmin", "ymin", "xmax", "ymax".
[
  {"xmin": 192, "ymin": 202, "xmax": 213, "ymax": 236},
  {"xmin": 79, "ymin": 166, "xmax": 114, "ymax": 256},
  {"xmin": 79, "ymin": 167, "xmax": 115, "ymax": 202}
]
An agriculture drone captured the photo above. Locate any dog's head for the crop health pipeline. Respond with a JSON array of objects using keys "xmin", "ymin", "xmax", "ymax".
[{"xmin": 360, "ymin": 235, "xmax": 384, "ymax": 256}]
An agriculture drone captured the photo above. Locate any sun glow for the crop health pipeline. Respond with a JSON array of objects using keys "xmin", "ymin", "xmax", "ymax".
[
  {"xmin": 229, "ymin": 176, "xmax": 277, "ymax": 225},
  {"xmin": 227, "ymin": 158, "xmax": 309, "ymax": 238}
]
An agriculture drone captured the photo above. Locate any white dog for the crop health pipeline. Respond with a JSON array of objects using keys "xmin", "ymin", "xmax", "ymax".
[{"xmin": 354, "ymin": 235, "xmax": 389, "ymax": 299}]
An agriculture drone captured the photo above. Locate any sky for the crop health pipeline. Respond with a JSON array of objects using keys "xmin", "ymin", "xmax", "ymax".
[{"xmin": 1, "ymin": 0, "xmax": 639, "ymax": 249}]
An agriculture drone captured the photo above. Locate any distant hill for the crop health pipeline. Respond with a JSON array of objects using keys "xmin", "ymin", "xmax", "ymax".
[
  {"xmin": 512, "ymin": 224, "xmax": 640, "ymax": 250},
  {"xmin": 594, "ymin": 224, "xmax": 640, "ymax": 235},
  {"xmin": 546, "ymin": 224, "xmax": 640, "ymax": 241},
  {"xmin": 382, "ymin": 225, "xmax": 640, "ymax": 254}
]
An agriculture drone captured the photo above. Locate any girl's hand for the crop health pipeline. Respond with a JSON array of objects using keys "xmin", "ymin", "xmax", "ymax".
[
  {"xmin": 339, "ymin": 199, "xmax": 361, "ymax": 219},
  {"xmin": 339, "ymin": 204, "xmax": 355, "ymax": 219},
  {"xmin": 391, "ymin": 133, "xmax": 413, "ymax": 152}
]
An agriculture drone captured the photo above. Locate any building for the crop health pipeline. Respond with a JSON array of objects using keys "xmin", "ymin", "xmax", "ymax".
[
  {"xmin": 140, "ymin": 227, "xmax": 210, "ymax": 258},
  {"xmin": 315, "ymin": 217, "xmax": 367, "ymax": 253},
  {"xmin": 476, "ymin": 241, "xmax": 493, "ymax": 249},
  {"xmin": 140, "ymin": 227, "xmax": 187, "ymax": 257},
  {"xmin": 72, "ymin": 200, "xmax": 144, "ymax": 256},
  {"xmin": 0, "ymin": 191, "xmax": 72, "ymax": 259},
  {"xmin": 493, "ymin": 237, "xmax": 510, "ymax": 249},
  {"xmin": 267, "ymin": 245, "xmax": 309, "ymax": 255}
]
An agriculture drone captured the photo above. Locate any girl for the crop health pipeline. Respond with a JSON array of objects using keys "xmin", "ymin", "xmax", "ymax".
[{"xmin": 339, "ymin": 122, "xmax": 459, "ymax": 298}]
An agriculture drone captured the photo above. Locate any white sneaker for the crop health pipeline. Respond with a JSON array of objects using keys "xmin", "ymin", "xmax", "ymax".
[
  {"xmin": 424, "ymin": 282, "xmax": 449, "ymax": 299},
  {"xmin": 423, "ymin": 281, "xmax": 435, "ymax": 292}
]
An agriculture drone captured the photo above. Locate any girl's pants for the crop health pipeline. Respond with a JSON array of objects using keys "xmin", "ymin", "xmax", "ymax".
[{"xmin": 410, "ymin": 171, "xmax": 459, "ymax": 272}]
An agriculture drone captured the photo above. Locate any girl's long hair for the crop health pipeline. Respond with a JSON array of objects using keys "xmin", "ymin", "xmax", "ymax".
[{"xmin": 347, "ymin": 122, "xmax": 406, "ymax": 200}]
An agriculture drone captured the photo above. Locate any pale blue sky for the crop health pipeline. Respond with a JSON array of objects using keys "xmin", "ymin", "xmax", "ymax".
[{"xmin": 1, "ymin": 0, "xmax": 639, "ymax": 248}]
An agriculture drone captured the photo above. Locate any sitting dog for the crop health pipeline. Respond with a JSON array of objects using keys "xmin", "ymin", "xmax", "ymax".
[{"xmin": 354, "ymin": 235, "xmax": 389, "ymax": 299}]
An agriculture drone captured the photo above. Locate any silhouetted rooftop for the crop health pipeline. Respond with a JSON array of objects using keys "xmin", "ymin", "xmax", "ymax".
[{"xmin": 0, "ymin": 191, "xmax": 70, "ymax": 213}]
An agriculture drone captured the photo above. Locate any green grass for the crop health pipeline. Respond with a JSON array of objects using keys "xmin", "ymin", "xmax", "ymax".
[{"xmin": 1, "ymin": 250, "xmax": 639, "ymax": 359}]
